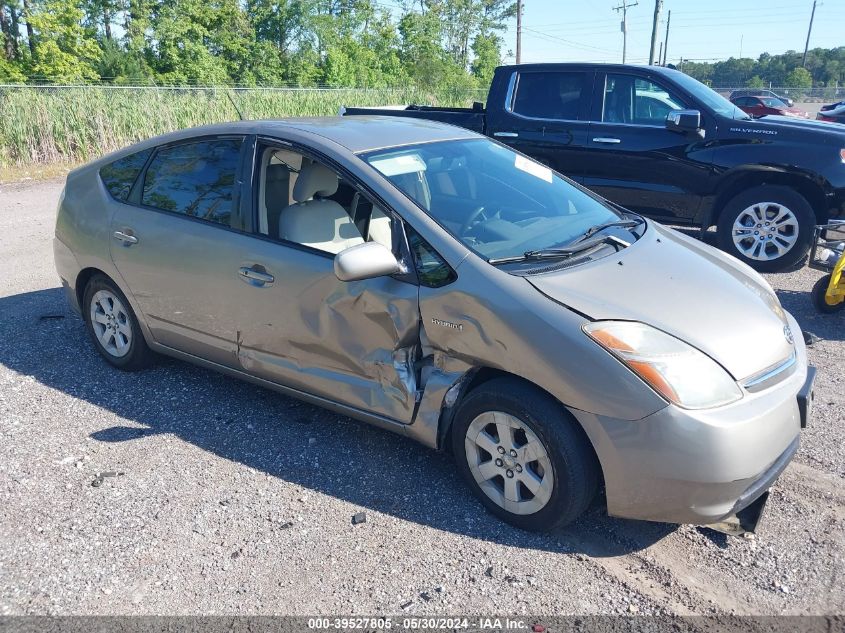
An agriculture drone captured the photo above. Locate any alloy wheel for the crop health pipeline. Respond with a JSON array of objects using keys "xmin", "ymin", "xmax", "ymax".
[
  {"xmin": 732, "ymin": 202, "xmax": 799, "ymax": 262},
  {"xmin": 89, "ymin": 289, "xmax": 132, "ymax": 358},
  {"xmin": 464, "ymin": 411, "xmax": 554, "ymax": 515}
]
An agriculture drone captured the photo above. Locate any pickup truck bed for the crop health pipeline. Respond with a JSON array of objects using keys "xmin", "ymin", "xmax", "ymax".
[{"xmin": 341, "ymin": 104, "xmax": 486, "ymax": 134}]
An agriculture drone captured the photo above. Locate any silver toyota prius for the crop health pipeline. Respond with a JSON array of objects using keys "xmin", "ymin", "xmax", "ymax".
[{"xmin": 54, "ymin": 117, "xmax": 815, "ymax": 531}]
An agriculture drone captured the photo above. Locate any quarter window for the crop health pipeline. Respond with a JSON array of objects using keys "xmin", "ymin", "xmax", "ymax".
[
  {"xmin": 142, "ymin": 139, "xmax": 242, "ymax": 226},
  {"xmin": 512, "ymin": 72, "xmax": 587, "ymax": 120},
  {"xmin": 100, "ymin": 149, "xmax": 152, "ymax": 201},
  {"xmin": 405, "ymin": 226, "xmax": 456, "ymax": 288},
  {"xmin": 602, "ymin": 75, "xmax": 685, "ymax": 125}
]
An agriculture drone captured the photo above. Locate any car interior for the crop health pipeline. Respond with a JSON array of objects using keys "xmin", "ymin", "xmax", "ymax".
[{"xmin": 256, "ymin": 147, "xmax": 393, "ymax": 255}]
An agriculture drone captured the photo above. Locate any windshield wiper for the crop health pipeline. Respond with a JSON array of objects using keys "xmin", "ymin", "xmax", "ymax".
[
  {"xmin": 489, "ymin": 234, "xmax": 629, "ymax": 264},
  {"xmin": 573, "ymin": 218, "xmax": 643, "ymax": 244}
]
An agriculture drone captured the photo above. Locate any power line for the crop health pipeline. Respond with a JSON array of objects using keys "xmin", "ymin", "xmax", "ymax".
[{"xmin": 613, "ymin": 0, "xmax": 638, "ymax": 63}]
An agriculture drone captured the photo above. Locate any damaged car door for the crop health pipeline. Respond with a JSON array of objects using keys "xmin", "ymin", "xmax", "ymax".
[{"xmin": 232, "ymin": 145, "xmax": 421, "ymax": 423}]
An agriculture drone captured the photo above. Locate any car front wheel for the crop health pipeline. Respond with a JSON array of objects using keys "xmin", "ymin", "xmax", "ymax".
[
  {"xmin": 716, "ymin": 185, "xmax": 815, "ymax": 272},
  {"xmin": 451, "ymin": 378, "xmax": 599, "ymax": 532},
  {"xmin": 83, "ymin": 274, "xmax": 153, "ymax": 370}
]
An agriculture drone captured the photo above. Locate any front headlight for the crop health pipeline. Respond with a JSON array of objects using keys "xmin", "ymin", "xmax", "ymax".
[{"xmin": 583, "ymin": 321, "xmax": 743, "ymax": 410}]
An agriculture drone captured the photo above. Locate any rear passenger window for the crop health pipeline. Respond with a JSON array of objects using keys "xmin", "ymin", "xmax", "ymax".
[
  {"xmin": 512, "ymin": 72, "xmax": 586, "ymax": 120},
  {"xmin": 100, "ymin": 149, "xmax": 151, "ymax": 201},
  {"xmin": 142, "ymin": 139, "xmax": 242, "ymax": 226}
]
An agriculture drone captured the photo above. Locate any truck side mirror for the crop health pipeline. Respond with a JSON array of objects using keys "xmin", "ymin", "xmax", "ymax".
[{"xmin": 666, "ymin": 109, "xmax": 702, "ymax": 135}]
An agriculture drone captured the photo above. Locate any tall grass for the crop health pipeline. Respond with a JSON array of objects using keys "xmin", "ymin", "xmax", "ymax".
[{"xmin": 0, "ymin": 86, "xmax": 486, "ymax": 169}]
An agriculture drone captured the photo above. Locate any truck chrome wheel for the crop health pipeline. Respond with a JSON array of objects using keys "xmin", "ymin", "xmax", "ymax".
[
  {"xmin": 732, "ymin": 202, "xmax": 799, "ymax": 262},
  {"xmin": 464, "ymin": 411, "xmax": 554, "ymax": 515},
  {"xmin": 89, "ymin": 289, "xmax": 133, "ymax": 358}
]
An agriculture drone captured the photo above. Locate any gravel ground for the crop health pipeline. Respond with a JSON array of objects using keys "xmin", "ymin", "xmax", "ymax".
[{"xmin": 0, "ymin": 178, "xmax": 842, "ymax": 616}]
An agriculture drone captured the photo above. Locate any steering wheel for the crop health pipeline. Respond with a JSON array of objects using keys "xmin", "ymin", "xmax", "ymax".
[{"xmin": 461, "ymin": 205, "xmax": 497, "ymax": 235}]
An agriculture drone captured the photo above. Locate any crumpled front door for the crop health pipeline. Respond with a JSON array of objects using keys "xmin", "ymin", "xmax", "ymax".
[{"xmin": 232, "ymin": 240, "xmax": 420, "ymax": 423}]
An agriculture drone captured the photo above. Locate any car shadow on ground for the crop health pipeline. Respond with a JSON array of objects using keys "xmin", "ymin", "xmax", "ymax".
[{"xmin": 2, "ymin": 287, "xmax": 683, "ymax": 556}]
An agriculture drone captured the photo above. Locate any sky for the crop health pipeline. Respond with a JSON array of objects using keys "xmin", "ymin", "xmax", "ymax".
[{"xmin": 497, "ymin": 0, "xmax": 845, "ymax": 66}]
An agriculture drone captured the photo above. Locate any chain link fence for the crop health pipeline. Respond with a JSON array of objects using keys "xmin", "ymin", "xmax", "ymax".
[
  {"xmin": 712, "ymin": 86, "xmax": 844, "ymax": 102},
  {"xmin": 0, "ymin": 84, "xmax": 487, "ymax": 169}
]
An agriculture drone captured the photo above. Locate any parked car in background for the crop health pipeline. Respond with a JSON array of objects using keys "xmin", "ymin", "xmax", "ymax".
[
  {"xmin": 817, "ymin": 102, "xmax": 845, "ymax": 124},
  {"xmin": 729, "ymin": 88, "xmax": 794, "ymax": 108},
  {"xmin": 55, "ymin": 117, "xmax": 814, "ymax": 532},
  {"xmin": 820, "ymin": 100, "xmax": 845, "ymax": 112},
  {"xmin": 730, "ymin": 95, "xmax": 811, "ymax": 119},
  {"xmin": 344, "ymin": 63, "xmax": 845, "ymax": 272}
]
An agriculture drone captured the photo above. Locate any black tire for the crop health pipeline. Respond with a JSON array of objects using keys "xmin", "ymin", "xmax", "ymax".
[
  {"xmin": 451, "ymin": 378, "xmax": 599, "ymax": 532},
  {"xmin": 812, "ymin": 274, "xmax": 845, "ymax": 314},
  {"xmin": 716, "ymin": 185, "xmax": 815, "ymax": 272},
  {"xmin": 82, "ymin": 274, "xmax": 154, "ymax": 370}
]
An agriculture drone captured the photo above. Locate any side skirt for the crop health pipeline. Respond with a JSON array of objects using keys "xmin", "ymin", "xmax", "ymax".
[{"xmin": 149, "ymin": 342, "xmax": 439, "ymax": 448}]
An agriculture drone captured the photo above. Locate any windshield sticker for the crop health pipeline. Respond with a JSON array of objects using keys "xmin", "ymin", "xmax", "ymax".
[{"xmin": 514, "ymin": 155, "xmax": 553, "ymax": 183}]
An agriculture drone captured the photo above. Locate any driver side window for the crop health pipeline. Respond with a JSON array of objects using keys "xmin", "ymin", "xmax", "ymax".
[
  {"xmin": 602, "ymin": 74, "xmax": 685, "ymax": 126},
  {"xmin": 255, "ymin": 145, "xmax": 394, "ymax": 255}
]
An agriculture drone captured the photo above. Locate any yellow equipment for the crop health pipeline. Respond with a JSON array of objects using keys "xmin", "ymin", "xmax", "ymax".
[{"xmin": 809, "ymin": 221, "xmax": 845, "ymax": 314}]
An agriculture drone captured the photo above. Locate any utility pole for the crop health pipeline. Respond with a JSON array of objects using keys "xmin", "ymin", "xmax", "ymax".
[
  {"xmin": 648, "ymin": 0, "xmax": 663, "ymax": 65},
  {"xmin": 658, "ymin": 41, "xmax": 663, "ymax": 66},
  {"xmin": 662, "ymin": 9, "xmax": 671, "ymax": 65},
  {"xmin": 802, "ymin": 0, "xmax": 817, "ymax": 68},
  {"xmin": 516, "ymin": 0, "xmax": 522, "ymax": 64},
  {"xmin": 613, "ymin": 1, "xmax": 638, "ymax": 64}
]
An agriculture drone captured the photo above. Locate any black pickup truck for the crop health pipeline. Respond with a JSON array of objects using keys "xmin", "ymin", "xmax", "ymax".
[{"xmin": 343, "ymin": 63, "xmax": 845, "ymax": 271}]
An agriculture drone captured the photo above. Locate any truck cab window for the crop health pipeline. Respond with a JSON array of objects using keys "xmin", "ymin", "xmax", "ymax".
[
  {"xmin": 512, "ymin": 72, "xmax": 587, "ymax": 120},
  {"xmin": 603, "ymin": 75, "xmax": 685, "ymax": 126}
]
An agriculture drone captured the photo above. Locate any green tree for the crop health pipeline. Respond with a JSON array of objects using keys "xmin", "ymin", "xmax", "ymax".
[
  {"xmin": 27, "ymin": 0, "xmax": 101, "ymax": 80},
  {"xmin": 470, "ymin": 32, "xmax": 499, "ymax": 86},
  {"xmin": 746, "ymin": 75, "xmax": 765, "ymax": 89},
  {"xmin": 784, "ymin": 67, "xmax": 813, "ymax": 89}
]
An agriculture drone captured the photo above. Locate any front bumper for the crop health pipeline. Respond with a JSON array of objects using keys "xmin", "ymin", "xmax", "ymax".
[{"xmin": 571, "ymin": 315, "xmax": 812, "ymax": 525}]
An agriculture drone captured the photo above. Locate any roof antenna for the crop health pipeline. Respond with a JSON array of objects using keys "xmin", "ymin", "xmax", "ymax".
[{"xmin": 225, "ymin": 88, "xmax": 246, "ymax": 121}]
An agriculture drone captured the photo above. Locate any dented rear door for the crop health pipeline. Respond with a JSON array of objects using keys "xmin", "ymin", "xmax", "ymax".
[{"xmin": 231, "ymin": 239, "xmax": 420, "ymax": 423}]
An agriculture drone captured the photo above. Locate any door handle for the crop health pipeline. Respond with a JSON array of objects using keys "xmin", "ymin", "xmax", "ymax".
[
  {"xmin": 113, "ymin": 231, "xmax": 138, "ymax": 245},
  {"xmin": 238, "ymin": 266, "xmax": 275, "ymax": 286},
  {"xmin": 493, "ymin": 132, "xmax": 519, "ymax": 138},
  {"xmin": 592, "ymin": 137, "xmax": 622, "ymax": 144}
]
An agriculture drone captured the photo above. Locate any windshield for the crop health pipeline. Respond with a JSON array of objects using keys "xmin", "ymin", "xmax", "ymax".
[
  {"xmin": 363, "ymin": 139, "xmax": 624, "ymax": 261},
  {"xmin": 671, "ymin": 71, "xmax": 751, "ymax": 120},
  {"xmin": 760, "ymin": 97, "xmax": 787, "ymax": 108}
]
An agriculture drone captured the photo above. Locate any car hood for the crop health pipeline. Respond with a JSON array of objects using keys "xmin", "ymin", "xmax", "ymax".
[
  {"xmin": 750, "ymin": 114, "xmax": 845, "ymax": 139},
  {"xmin": 525, "ymin": 223, "xmax": 794, "ymax": 381}
]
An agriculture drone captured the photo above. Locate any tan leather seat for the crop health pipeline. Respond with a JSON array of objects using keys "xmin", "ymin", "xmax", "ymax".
[
  {"xmin": 368, "ymin": 207, "xmax": 392, "ymax": 249},
  {"xmin": 349, "ymin": 192, "xmax": 392, "ymax": 249},
  {"xmin": 278, "ymin": 163, "xmax": 364, "ymax": 254}
]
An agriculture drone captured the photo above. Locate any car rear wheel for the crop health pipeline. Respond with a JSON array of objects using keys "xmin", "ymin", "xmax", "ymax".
[
  {"xmin": 83, "ymin": 275, "xmax": 153, "ymax": 370},
  {"xmin": 451, "ymin": 378, "xmax": 599, "ymax": 532},
  {"xmin": 812, "ymin": 274, "xmax": 845, "ymax": 314},
  {"xmin": 716, "ymin": 185, "xmax": 815, "ymax": 272}
]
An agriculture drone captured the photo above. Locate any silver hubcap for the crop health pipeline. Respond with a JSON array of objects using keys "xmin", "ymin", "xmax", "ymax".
[
  {"xmin": 464, "ymin": 411, "xmax": 554, "ymax": 516},
  {"xmin": 732, "ymin": 202, "xmax": 799, "ymax": 261},
  {"xmin": 90, "ymin": 290, "xmax": 132, "ymax": 358}
]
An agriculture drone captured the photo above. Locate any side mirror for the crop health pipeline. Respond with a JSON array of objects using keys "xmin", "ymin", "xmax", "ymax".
[
  {"xmin": 334, "ymin": 241, "xmax": 402, "ymax": 282},
  {"xmin": 666, "ymin": 109, "xmax": 702, "ymax": 134}
]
